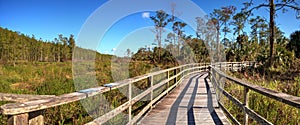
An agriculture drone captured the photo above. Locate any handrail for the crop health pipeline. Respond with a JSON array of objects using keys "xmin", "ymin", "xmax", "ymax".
[
  {"xmin": 86, "ymin": 65, "xmax": 209, "ymax": 125},
  {"xmin": 209, "ymin": 62, "xmax": 300, "ymax": 125},
  {"xmin": 0, "ymin": 93, "xmax": 55, "ymax": 103},
  {"xmin": 0, "ymin": 63, "xmax": 209, "ymax": 125}
]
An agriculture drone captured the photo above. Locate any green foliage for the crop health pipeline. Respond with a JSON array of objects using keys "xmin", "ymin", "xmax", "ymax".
[
  {"xmin": 150, "ymin": 10, "xmax": 171, "ymax": 48},
  {"xmin": 287, "ymin": 30, "xmax": 300, "ymax": 58},
  {"xmin": 0, "ymin": 27, "xmax": 76, "ymax": 64}
]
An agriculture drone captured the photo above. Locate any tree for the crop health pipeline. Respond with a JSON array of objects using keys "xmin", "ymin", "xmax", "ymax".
[
  {"xmin": 150, "ymin": 10, "xmax": 171, "ymax": 61},
  {"xmin": 231, "ymin": 12, "xmax": 247, "ymax": 36},
  {"xmin": 59, "ymin": 34, "xmax": 69, "ymax": 62},
  {"xmin": 196, "ymin": 16, "xmax": 217, "ymax": 56},
  {"xmin": 68, "ymin": 34, "xmax": 76, "ymax": 60},
  {"xmin": 244, "ymin": 0, "xmax": 300, "ymax": 67},
  {"xmin": 0, "ymin": 27, "xmax": 81, "ymax": 64},
  {"xmin": 211, "ymin": 6, "xmax": 236, "ymax": 40},
  {"xmin": 249, "ymin": 16, "xmax": 268, "ymax": 44},
  {"xmin": 287, "ymin": 31, "xmax": 300, "ymax": 58},
  {"xmin": 196, "ymin": 16, "xmax": 207, "ymax": 40},
  {"xmin": 210, "ymin": 6, "xmax": 236, "ymax": 61},
  {"xmin": 172, "ymin": 21, "xmax": 187, "ymax": 55},
  {"xmin": 126, "ymin": 48, "xmax": 131, "ymax": 57},
  {"xmin": 165, "ymin": 33, "xmax": 175, "ymax": 54},
  {"xmin": 150, "ymin": 10, "xmax": 171, "ymax": 48}
]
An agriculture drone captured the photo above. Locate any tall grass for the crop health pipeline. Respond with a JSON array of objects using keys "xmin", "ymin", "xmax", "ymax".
[
  {"xmin": 0, "ymin": 62, "xmax": 93, "ymax": 124},
  {"xmin": 0, "ymin": 59, "xmax": 176, "ymax": 124}
]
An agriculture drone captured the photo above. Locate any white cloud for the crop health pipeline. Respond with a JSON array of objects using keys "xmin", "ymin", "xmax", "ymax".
[
  {"xmin": 142, "ymin": 12, "xmax": 150, "ymax": 18},
  {"xmin": 111, "ymin": 48, "xmax": 116, "ymax": 51}
]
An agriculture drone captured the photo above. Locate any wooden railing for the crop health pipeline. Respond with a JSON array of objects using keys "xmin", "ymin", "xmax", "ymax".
[
  {"xmin": 0, "ymin": 63, "xmax": 209, "ymax": 125},
  {"xmin": 210, "ymin": 62, "xmax": 300, "ymax": 125},
  {"xmin": 0, "ymin": 93, "xmax": 55, "ymax": 103},
  {"xmin": 1, "ymin": 61, "xmax": 299, "ymax": 125}
]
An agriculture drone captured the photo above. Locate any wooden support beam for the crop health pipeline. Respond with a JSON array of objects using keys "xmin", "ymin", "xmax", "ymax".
[
  {"xmin": 243, "ymin": 88, "xmax": 249, "ymax": 125},
  {"xmin": 128, "ymin": 82, "xmax": 132, "ymax": 123},
  {"xmin": 167, "ymin": 71, "xmax": 169, "ymax": 94},
  {"xmin": 8, "ymin": 113, "xmax": 28, "ymax": 125},
  {"xmin": 29, "ymin": 110, "xmax": 44, "ymax": 125},
  {"xmin": 150, "ymin": 76, "xmax": 153, "ymax": 107}
]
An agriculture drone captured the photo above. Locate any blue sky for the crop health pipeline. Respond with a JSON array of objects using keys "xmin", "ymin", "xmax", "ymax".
[{"xmin": 0, "ymin": 0, "xmax": 299, "ymax": 55}]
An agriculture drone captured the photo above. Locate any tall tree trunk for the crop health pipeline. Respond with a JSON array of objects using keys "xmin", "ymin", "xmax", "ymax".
[
  {"xmin": 178, "ymin": 34, "xmax": 180, "ymax": 56},
  {"xmin": 158, "ymin": 27, "xmax": 162, "ymax": 62},
  {"xmin": 269, "ymin": 0, "xmax": 275, "ymax": 67}
]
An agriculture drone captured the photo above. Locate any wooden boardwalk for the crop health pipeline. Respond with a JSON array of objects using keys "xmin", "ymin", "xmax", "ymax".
[
  {"xmin": 139, "ymin": 72, "xmax": 230, "ymax": 125},
  {"xmin": 3, "ymin": 62, "xmax": 300, "ymax": 125}
]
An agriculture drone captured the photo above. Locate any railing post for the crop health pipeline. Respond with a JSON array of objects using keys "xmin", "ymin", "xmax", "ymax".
[
  {"xmin": 219, "ymin": 63, "xmax": 222, "ymax": 70},
  {"xmin": 167, "ymin": 71, "xmax": 170, "ymax": 94},
  {"xmin": 174, "ymin": 69, "xmax": 177, "ymax": 84},
  {"xmin": 192, "ymin": 64, "xmax": 194, "ymax": 72},
  {"xmin": 128, "ymin": 82, "xmax": 132, "ymax": 122},
  {"xmin": 149, "ymin": 76, "xmax": 154, "ymax": 108},
  {"xmin": 209, "ymin": 65, "xmax": 212, "ymax": 79},
  {"xmin": 243, "ymin": 87, "xmax": 249, "ymax": 125},
  {"xmin": 8, "ymin": 113, "xmax": 29, "ymax": 125},
  {"xmin": 231, "ymin": 63, "xmax": 234, "ymax": 71},
  {"xmin": 8, "ymin": 112, "xmax": 44, "ymax": 125},
  {"xmin": 29, "ymin": 110, "xmax": 44, "ymax": 125}
]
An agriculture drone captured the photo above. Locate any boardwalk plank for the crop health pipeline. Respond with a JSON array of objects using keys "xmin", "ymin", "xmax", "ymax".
[{"xmin": 138, "ymin": 73, "xmax": 230, "ymax": 125}]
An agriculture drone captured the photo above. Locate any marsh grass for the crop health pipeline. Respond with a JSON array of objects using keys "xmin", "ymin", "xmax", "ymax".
[{"xmin": 0, "ymin": 58, "xmax": 176, "ymax": 124}]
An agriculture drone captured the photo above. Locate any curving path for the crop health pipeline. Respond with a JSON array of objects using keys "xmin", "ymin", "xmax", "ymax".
[{"xmin": 139, "ymin": 72, "xmax": 230, "ymax": 125}]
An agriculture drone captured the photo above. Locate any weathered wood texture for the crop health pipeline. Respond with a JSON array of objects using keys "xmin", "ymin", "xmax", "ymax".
[
  {"xmin": 0, "ymin": 93, "xmax": 55, "ymax": 102},
  {"xmin": 139, "ymin": 73, "xmax": 230, "ymax": 125},
  {"xmin": 7, "ymin": 113, "xmax": 28, "ymax": 125},
  {"xmin": 1, "ymin": 87, "xmax": 111, "ymax": 115}
]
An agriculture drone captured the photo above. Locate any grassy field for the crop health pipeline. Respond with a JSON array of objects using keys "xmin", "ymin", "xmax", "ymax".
[{"xmin": 0, "ymin": 62, "xmax": 90, "ymax": 124}]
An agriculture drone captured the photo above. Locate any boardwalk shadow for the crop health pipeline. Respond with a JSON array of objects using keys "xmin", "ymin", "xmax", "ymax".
[
  {"xmin": 165, "ymin": 73, "xmax": 224, "ymax": 125},
  {"xmin": 166, "ymin": 73, "xmax": 204, "ymax": 125},
  {"xmin": 204, "ymin": 76, "xmax": 223, "ymax": 125}
]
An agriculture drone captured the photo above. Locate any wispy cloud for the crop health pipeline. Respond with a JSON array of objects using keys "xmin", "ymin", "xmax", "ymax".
[{"xmin": 142, "ymin": 12, "xmax": 150, "ymax": 18}]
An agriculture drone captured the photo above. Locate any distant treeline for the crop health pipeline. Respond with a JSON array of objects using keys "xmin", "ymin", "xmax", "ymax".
[
  {"xmin": 131, "ymin": 37, "xmax": 210, "ymax": 65},
  {"xmin": 0, "ymin": 27, "xmax": 75, "ymax": 63},
  {"xmin": 0, "ymin": 27, "xmax": 108, "ymax": 65}
]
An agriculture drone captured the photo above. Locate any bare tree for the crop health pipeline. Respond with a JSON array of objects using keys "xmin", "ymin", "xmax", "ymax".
[{"xmin": 150, "ymin": 10, "xmax": 171, "ymax": 61}]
